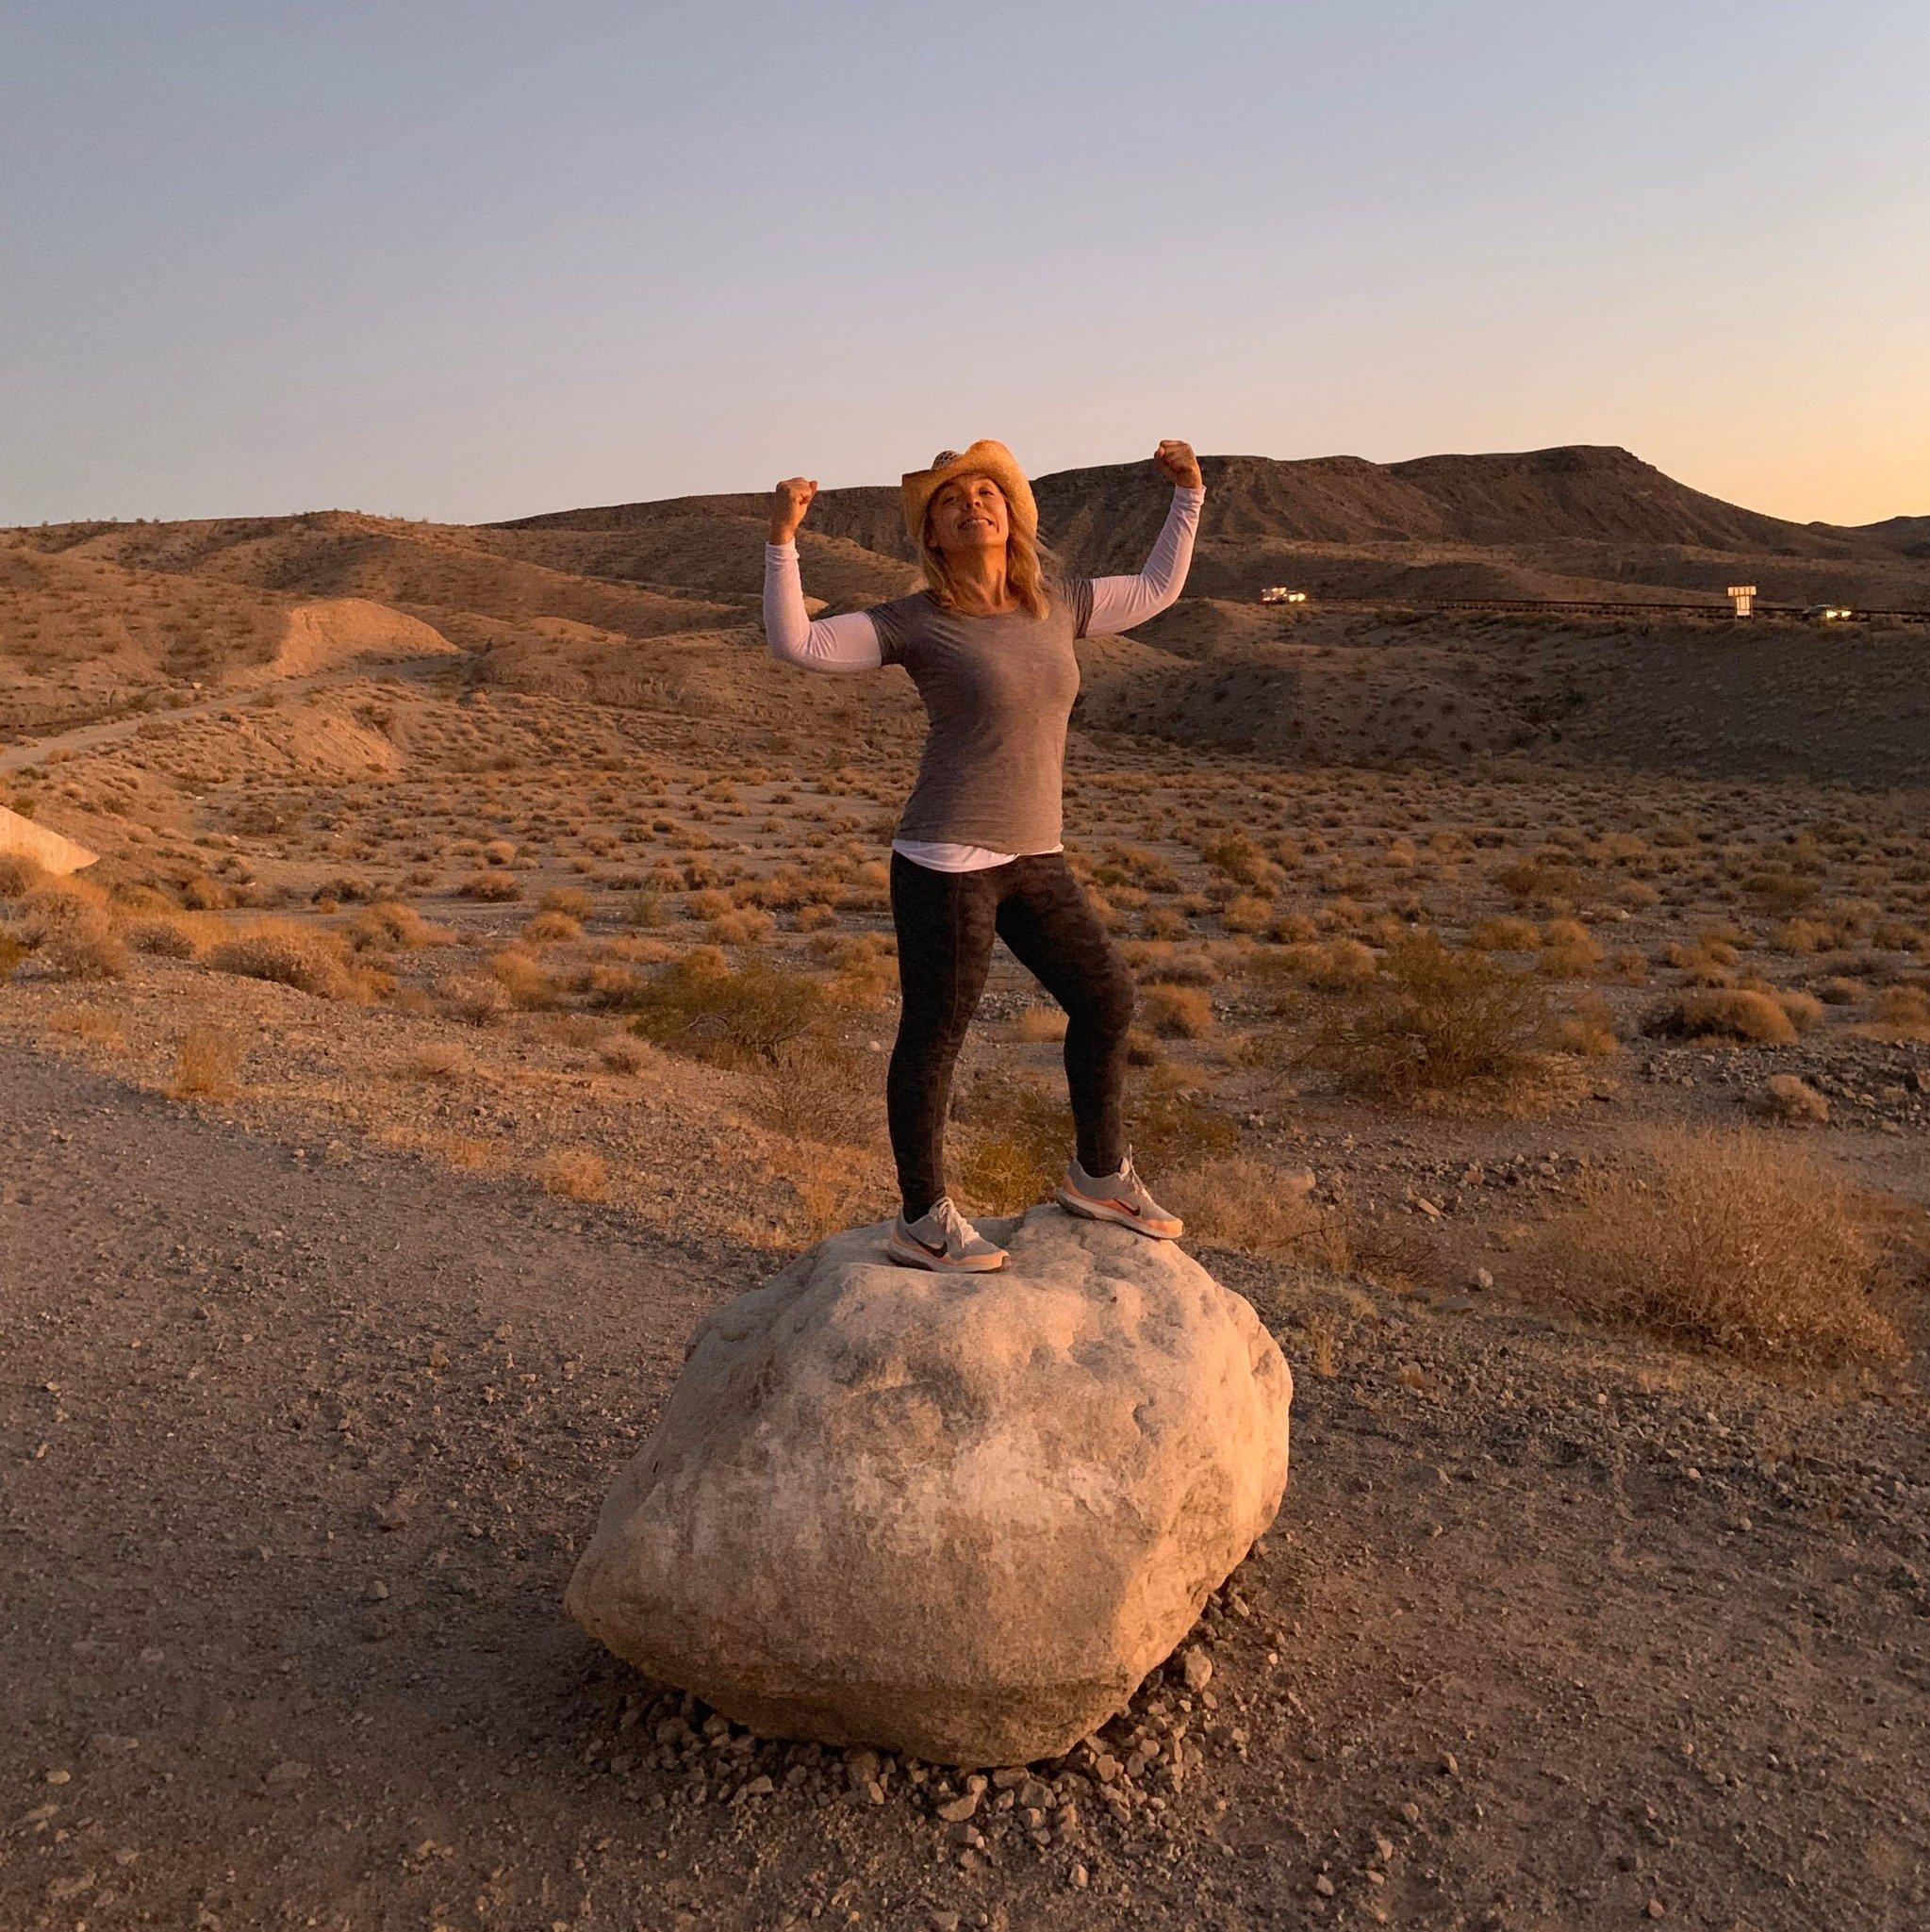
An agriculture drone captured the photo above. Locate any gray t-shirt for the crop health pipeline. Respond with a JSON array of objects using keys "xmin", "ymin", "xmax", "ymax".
[{"xmin": 866, "ymin": 572, "xmax": 1097, "ymax": 854}]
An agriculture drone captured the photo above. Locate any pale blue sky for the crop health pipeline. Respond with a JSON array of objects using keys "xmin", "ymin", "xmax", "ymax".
[{"xmin": 4, "ymin": 1, "xmax": 1926, "ymax": 526}]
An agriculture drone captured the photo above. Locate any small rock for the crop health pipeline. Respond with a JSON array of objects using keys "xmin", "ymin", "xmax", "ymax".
[
  {"xmin": 1314, "ymin": 1874, "xmax": 1336, "ymax": 1897},
  {"xmin": 1180, "ymin": 1646, "xmax": 1213, "ymax": 1693}
]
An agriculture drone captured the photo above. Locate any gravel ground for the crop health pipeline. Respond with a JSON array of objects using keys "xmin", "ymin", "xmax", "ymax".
[{"xmin": 3, "ymin": 1039, "xmax": 1927, "ymax": 1931}]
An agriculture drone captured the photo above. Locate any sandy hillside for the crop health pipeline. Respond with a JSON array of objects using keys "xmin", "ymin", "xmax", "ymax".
[{"xmin": 2, "ymin": 445, "xmax": 1927, "ymax": 1930}]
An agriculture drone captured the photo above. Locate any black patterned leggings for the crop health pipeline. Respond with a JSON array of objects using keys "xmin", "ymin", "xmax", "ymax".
[{"xmin": 886, "ymin": 847, "xmax": 1135, "ymax": 1219}]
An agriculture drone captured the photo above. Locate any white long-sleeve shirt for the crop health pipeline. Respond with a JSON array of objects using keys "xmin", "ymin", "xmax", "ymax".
[{"xmin": 764, "ymin": 483, "xmax": 1204, "ymax": 869}]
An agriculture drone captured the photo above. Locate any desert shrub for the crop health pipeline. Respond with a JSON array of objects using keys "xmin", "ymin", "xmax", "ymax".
[
  {"xmin": 1140, "ymin": 983, "xmax": 1215, "ymax": 1038},
  {"xmin": 0, "ymin": 853, "xmax": 46, "ymax": 899},
  {"xmin": 1129, "ymin": 943, "xmax": 1215, "ymax": 986},
  {"xmin": 598, "ymin": 1034, "xmax": 652, "ymax": 1074},
  {"xmin": 45, "ymin": 915, "xmax": 129, "ymax": 981},
  {"xmin": 1200, "ymin": 834, "xmax": 1273, "ymax": 888},
  {"xmin": 7, "ymin": 882, "xmax": 127, "ymax": 981},
  {"xmin": 1773, "ymin": 916, "xmax": 1834, "ymax": 955},
  {"xmin": 1872, "ymin": 984, "xmax": 1930, "ymax": 1037},
  {"xmin": 1301, "ymin": 933, "xmax": 1548, "ymax": 1101},
  {"xmin": 1537, "ymin": 918, "xmax": 1604, "ymax": 978},
  {"xmin": 434, "ymin": 971, "xmax": 512, "ymax": 1026},
  {"xmin": 178, "ymin": 873, "xmax": 232, "ymax": 911},
  {"xmin": 124, "ymin": 916, "xmax": 201, "ymax": 958},
  {"xmin": 1519, "ymin": 1128, "xmax": 1905, "ymax": 1369},
  {"xmin": 1641, "ymin": 989, "xmax": 1795, "ymax": 1047},
  {"xmin": 206, "ymin": 920, "xmax": 353, "ymax": 999},
  {"xmin": 49, "ymin": 1008, "xmax": 126, "ymax": 1046},
  {"xmin": 0, "ymin": 933, "xmax": 25, "ymax": 980},
  {"xmin": 708, "ymin": 907, "xmax": 777, "ymax": 945},
  {"xmin": 1221, "ymin": 892, "xmax": 1276, "ymax": 935},
  {"xmin": 539, "ymin": 1149, "xmax": 609, "ymax": 1201},
  {"xmin": 520, "ymin": 911, "xmax": 582, "ymax": 945},
  {"xmin": 1546, "ymin": 989, "xmax": 1619, "ymax": 1057},
  {"xmin": 457, "ymin": 871, "xmax": 522, "ymax": 902},
  {"xmin": 401, "ymin": 1040, "xmax": 471, "ymax": 1082},
  {"xmin": 343, "ymin": 901, "xmax": 443, "ymax": 952},
  {"xmin": 1012, "ymin": 1006, "xmax": 1068, "ymax": 1043},
  {"xmin": 627, "ymin": 949, "xmax": 831, "ymax": 1066},
  {"xmin": 1744, "ymin": 869, "xmax": 1818, "ymax": 915},
  {"xmin": 747, "ymin": 1036, "xmax": 881, "ymax": 1148},
  {"xmin": 539, "ymin": 885, "xmax": 594, "ymax": 917},
  {"xmin": 1253, "ymin": 938, "xmax": 1377, "ymax": 999},
  {"xmin": 1748, "ymin": 1074, "xmax": 1829, "ymax": 1125},
  {"xmin": 481, "ymin": 944, "xmax": 555, "ymax": 1009},
  {"xmin": 173, "ymin": 1025, "xmax": 243, "ymax": 1098},
  {"xmin": 1493, "ymin": 857, "xmax": 1582, "ymax": 907},
  {"xmin": 1777, "ymin": 988, "xmax": 1825, "ymax": 1032},
  {"xmin": 1161, "ymin": 1155, "xmax": 1327, "ymax": 1256},
  {"xmin": 954, "ymin": 1063, "xmax": 1236, "ymax": 1214},
  {"xmin": 1468, "ymin": 915, "xmax": 1539, "ymax": 952}
]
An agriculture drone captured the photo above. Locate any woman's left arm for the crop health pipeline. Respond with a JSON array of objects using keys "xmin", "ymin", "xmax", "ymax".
[{"xmin": 1085, "ymin": 439, "xmax": 1206, "ymax": 636}]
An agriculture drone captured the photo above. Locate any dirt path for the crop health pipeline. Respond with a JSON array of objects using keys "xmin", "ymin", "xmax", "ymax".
[{"xmin": 3, "ymin": 1041, "xmax": 1925, "ymax": 1931}]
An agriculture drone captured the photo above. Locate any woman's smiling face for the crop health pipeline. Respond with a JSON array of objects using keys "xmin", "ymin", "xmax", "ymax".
[{"xmin": 925, "ymin": 472, "xmax": 1010, "ymax": 557}]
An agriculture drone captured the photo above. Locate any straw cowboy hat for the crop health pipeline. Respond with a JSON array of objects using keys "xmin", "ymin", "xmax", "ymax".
[{"xmin": 900, "ymin": 440, "xmax": 1039, "ymax": 547}]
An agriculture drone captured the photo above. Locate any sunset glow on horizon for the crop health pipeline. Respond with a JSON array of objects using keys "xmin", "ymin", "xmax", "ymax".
[{"xmin": 4, "ymin": 1, "xmax": 1925, "ymax": 529}]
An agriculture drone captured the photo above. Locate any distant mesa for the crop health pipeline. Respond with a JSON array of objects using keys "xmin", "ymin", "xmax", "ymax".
[{"xmin": 502, "ymin": 442, "xmax": 1873, "ymax": 561}]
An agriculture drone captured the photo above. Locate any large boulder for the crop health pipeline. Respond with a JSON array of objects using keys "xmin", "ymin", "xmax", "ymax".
[{"xmin": 565, "ymin": 1202, "xmax": 1292, "ymax": 1766}]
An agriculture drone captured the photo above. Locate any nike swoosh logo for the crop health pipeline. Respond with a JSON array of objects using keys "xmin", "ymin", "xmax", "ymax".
[
  {"xmin": 1108, "ymin": 1197, "xmax": 1143, "ymax": 1216},
  {"xmin": 902, "ymin": 1230, "xmax": 947, "ymax": 1256}
]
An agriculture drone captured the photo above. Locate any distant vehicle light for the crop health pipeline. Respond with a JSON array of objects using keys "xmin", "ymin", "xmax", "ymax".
[{"xmin": 1260, "ymin": 586, "xmax": 1309, "ymax": 605}]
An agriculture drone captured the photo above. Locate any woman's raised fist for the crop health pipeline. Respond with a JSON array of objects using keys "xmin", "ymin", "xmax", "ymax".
[
  {"xmin": 770, "ymin": 476, "xmax": 818, "ymax": 543},
  {"xmin": 1152, "ymin": 440, "xmax": 1203, "ymax": 490}
]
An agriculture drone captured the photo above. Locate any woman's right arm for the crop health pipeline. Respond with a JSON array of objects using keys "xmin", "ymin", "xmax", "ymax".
[{"xmin": 763, "ymin": 473, "xmax": 883, "ymax": 671}]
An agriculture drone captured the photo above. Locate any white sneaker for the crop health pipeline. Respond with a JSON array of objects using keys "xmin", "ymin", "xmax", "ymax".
[
  {"xmin": 886, "ymin": 1196, "xmax": 1008, "ymax": 1272},
  {"xmin": 1056, "ymin": 1146, "xmax": 1183, "ymax": 1240}
]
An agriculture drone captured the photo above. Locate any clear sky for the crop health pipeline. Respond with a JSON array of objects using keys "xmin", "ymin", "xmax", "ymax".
[{"xmin": 4, "ymin": 1, "xmax": 1926, "ymax": 528}]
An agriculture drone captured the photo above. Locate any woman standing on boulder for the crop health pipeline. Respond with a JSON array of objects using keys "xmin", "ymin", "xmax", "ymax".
[{"xmin": 763, "ymin": 438, "xmax": 1206, "ymax": 1273}]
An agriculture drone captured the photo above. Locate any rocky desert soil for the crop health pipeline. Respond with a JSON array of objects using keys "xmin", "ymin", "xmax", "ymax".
[{"xmin": 4, "ymin": 449, "xmax": 1929, "ymax": 1928}]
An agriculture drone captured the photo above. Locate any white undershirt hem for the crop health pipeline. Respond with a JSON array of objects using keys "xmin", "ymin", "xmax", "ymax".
[{"xmin": 892, "ymin": 837, "xmax": 1064, "ymax": 872}]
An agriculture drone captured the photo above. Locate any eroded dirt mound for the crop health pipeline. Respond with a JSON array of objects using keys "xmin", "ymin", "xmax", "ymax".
[
  {"xmin": 265, "ymin": 598, "xmax": 457, "ymax": 680},
  {"xmin": 0, "ymin": 803, "xmax": 96, "ymax": 874}
]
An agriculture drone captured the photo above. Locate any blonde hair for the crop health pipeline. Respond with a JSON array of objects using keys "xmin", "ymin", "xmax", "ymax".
[{"xmin": 917, "ymin": 482, "xmax": 1059, "ymax": 621}]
